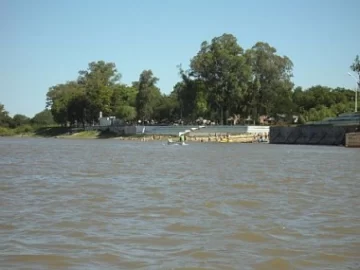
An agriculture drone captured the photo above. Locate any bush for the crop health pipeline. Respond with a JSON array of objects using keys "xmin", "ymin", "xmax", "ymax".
[
  {"xmin": 14, "ymin": 124, "xmax": 34, "ymax": 134},
  {"xmin": 0, "ymin": 127, "xmax": 15, "ymax": 136}
]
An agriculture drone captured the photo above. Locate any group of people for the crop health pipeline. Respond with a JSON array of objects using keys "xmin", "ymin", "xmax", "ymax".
[{"xmin": 253, "ymin": 132, "xmax": 268, "ymax": 142}]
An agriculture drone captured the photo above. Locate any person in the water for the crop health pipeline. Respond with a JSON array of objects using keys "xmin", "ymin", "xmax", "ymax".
[{"xmin": 179, "ymin": 133, "xmax": 185, "ymax": 143}]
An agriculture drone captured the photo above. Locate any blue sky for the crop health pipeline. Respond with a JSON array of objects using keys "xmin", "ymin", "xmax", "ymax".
[{"xmin": 1, "ymin": 0, "xmax": 359, "ymax": 117}]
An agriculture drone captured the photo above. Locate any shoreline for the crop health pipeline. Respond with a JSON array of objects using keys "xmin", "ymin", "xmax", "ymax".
[{"xmin": 1, "ymin": 131, "xmax": 265, "ymax": 144}]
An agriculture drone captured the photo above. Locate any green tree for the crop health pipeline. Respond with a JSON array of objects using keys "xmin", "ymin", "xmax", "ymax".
[
  {"xmin": 245, "ymin": 42, "xmax": 294, "ymax": 120},
  {"xmin": 172, "ymin": 68, "xmax": 209, "ymax": 121},
  {"xmin": 291, "ymin": 84, "xmax": 357, "ymax": 124},
  {"xmin": 303, "ymin": 105, "xmax": 336, "ymax": 122},
  {"xmin": 78, "ymin": 61, "xmax": 121, "ymax": 122},
  {"xmin": 0, "ymin": 104, "xmax": 14, "ymax": 128},
  {"xmin": 111, "ymin": 84, "xmax": 138, "ymax": 121},
  {"xmin": 189, "ymin": 33, "xmax": 251, "ymax": 124},
  {"xmin": 292, "ymin": 85, "xmax": 356, "ymax": 121},
  {"xmin": 115, "ymin": 105, "xmax": 137, "ymax": 122},
  {"xmin": 153, "ymin": 93, "xmax": 179, "ymax": 123},
  {"xmin": 46, "ymin": 61, "xmax": 122, "ymax": 126},
  {"xmin": 350, "ymin": 55, "xmax": 360, "ymax": 78},
  {"xmin": 31, "ymin": 109, "xmax": 55, "ymax": 126},
  {"xmin": 46, "ymin": 81, "xmax": 85, "ymax": 126},
  {"xmin": 46, "ymin": 83, "xmax": 71, "ymax": 126},
  {"xmin": 135, "ymin": 70, "xmax": 162, "ymax": 123},
  {"xmin": 12, "ymin": 114, "xmax": 30, "ymax": 127}
]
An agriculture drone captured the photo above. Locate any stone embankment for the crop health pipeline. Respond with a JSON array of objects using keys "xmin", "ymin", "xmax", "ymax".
[
  {"xmin": 119, "ymin": 133, "xmax": 267, "ymax": 143},
  {"xmin": 345, "ymin": 132, "xmax": 360, "ymax": 148}
]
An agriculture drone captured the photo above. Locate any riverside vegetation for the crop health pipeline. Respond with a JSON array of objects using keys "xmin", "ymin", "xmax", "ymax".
[{"xmin": 1, "ymin": 34, "xmax": 360, "ymax": 138}]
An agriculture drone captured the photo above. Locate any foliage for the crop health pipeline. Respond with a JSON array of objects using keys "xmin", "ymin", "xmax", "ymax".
[
  {"xmin": 245, "ymin": 42, "xmax": 294, "ymax": 120},
  {"xmin": 0, "ymin": 104, "xmax": 14, "ymax": 128},
  {"xmin": 188, "ymin": 34, "xmax": 250, "ymax": 124},
  {"xmin": 1, "ymin": 33, "xmax": 359, "ymax": 134},
  {"xmin": 12, "ymin": 114, "xmax": 31, "ymax": 127},
  {"xmin": 350, "ymin": 55, "xmax": 360, "ymax": 79},
  {"xmin": 0, "ymin": 126, "xmax": 15, "ymax": 136},
  {"xmin": 115, "ymin": 105, "xmax": 137, "ymax": 121},
  {"xmin": 14, "ymin": 124, "xmax": 34, "ymax": 134},
  {"xmin": 111, "ymin": 84, "xmax": 137, "ymax": 120},
  {"xmin": 31, "ymin": 109, "xmax": 55, "ymax": 126},
  {"xmin": 292, "ymin": 86, "xmax": 357, "ymax": 122},
  {"xmin": 135, "ymin": 70, "xmax": 162, "ymax": 123}
]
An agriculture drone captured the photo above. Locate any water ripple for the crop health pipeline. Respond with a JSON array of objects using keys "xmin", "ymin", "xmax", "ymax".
[{"xmin": 0, "ymin": 137, "xmax": 359, "ymax": 270}]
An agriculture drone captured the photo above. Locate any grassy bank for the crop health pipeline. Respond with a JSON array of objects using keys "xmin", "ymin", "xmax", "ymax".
[
  {"xmin": 0, "ymin": 126, "xmax": 109, "ymax": 139},
  {"xmin": 33, "ymin": 127, "xmax": 120, "ymax": 139},
  {"xmin": 0, "ymin": 125, "xmax": 37, "ymax": 137},
  {"xmin": 0, "ymin": 126, "xmax": 172, "ymax": 140}
]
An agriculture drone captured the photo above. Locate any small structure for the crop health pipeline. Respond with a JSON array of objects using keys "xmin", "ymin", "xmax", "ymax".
[
  {"xmin": 98, "ymin": 111, "xmax": 125, "ymax": 127},
  {"xmin": 99, "ymin": 116, "xmax": 116, "ymax": 126}
]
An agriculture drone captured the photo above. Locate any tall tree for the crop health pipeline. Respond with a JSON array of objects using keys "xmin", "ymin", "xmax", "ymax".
[
  {"xmin": 0, "ymin": 104, "xmax": 14, "ymax": 128},
  {"xmin": 350, "ymin": 55, "xmax": 360, "ymax": 80},
  {"xmin": 153, "ymin": 93, "xmax": 179, "ymax": 123},
  {"xmin": 172, "ymin": 68, "xmax": 208, "ymax": 121},
  {"xmin": 135, "ymin": 70, "xmax": 162, "ymax": 123},
  {"xmin": 46, "ymin": 83, "xmax": 71, "ymax": 126},
  {"xmin": 12, "ymin": 114, "xmax": 30, "ymax": 127},
  {"xmin": 245, "ymin": 42, "xmax": 294, "ymax": 122},
  {"xmin": 31, "ymin": 109, "xmax": 55, "ymax": 126},
  {"xmin": 46, "ymin": 61, "xmax": 122, "ymax": 126},
  {"xmin": 46, "ymin": 81, "xmax": 86, "ymax": 126},
  {"xmin": 111, "ymin": 84, "xmax": 138, "ymax": 121},
  {"xmin": 78, "ymin": 61, "xmax": 121, "ymax": 122},
  {"xmin": 189, "ymin": 33, "xmax": 251, "ymax": 124}
]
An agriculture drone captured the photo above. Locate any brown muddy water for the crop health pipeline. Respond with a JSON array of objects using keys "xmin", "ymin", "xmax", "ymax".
[{"xmin": 0, "ymin": 137, "xmax": 359, "ymax": 270}]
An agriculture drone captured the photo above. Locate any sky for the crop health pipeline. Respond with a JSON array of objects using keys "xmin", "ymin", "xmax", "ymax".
[{"xmin": 0, "ymin": 0, "xmax": 359, "ymax": 117}]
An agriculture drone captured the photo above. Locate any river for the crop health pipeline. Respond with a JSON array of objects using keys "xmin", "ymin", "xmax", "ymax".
[{"xmin": 0, "ymin": 137, "xmax": 359, "ymax": 270}]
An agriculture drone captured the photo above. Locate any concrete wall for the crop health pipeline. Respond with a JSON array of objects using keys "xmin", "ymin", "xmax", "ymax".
[
  {"xmin": 269, "ymin": 125, "xmax": 354, "ymax": 146},
  {"xmin": 136, "ymin": 125, "xmax": 199, "ymax": 135},
  {"xmin": 247, "ymin": 126, "xmax": 270, "ymax": 134},
  {"xmin": 107, "ymin": 125, "xmax": 136, "ymax": 135},
  {"xmin": 136, "ymin": 125, "xmax": 269, "ymax": 136}
]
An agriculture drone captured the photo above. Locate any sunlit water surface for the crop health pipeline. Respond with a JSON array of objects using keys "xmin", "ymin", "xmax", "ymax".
[{"xmin": 0, "ymin": 137, "xmax": 359, "ymax": 270}]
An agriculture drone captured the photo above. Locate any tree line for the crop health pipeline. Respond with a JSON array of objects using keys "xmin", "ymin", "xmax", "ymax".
[
  {"xmin": 1, "ymin": 33, "xmax": 359, "ymax": 134},
  {"xmin": 0, "ymin": 105, "xmax": 55, "ymax": 135}
]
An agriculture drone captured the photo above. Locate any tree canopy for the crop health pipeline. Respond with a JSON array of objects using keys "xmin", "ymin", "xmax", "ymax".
[{"xmin": 1, "ymin": 33, "xmax": 359, "ymax": 135}]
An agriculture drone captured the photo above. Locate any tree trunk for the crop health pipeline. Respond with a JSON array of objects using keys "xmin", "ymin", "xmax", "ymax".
[
  {"xmin": 220, "ymin": 106, "xmax": 224, "ymax": 125},
  {"xmin": 252, "ymin": 106, "xmax": 257, "ymax": 125},
  {"xmin": 225, "ymin": 109, "xmax": 229, "ymax": 125}
]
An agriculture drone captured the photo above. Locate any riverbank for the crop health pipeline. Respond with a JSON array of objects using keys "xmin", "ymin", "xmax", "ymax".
[
  {"xmin": 119, "ymin": 133, "xmax": 258, "ymax": 143},
  {"xmin": 0, "ymin": 127, "xmax": 113, "ymax": 139},
  {"xmin": 0, "ymin": 127, "xmax": 263, "ymax": 143}
]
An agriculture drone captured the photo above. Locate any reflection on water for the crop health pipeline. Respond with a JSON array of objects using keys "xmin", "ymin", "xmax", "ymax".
[{"xmin": 0, "ymin": 137, "xmax": 359, "ymax": 270}]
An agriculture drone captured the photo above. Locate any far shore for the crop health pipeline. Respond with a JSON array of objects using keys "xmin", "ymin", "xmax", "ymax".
[{"xmin": 2, "ymin": 130, "xmax": 266, "ymax": 144}]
